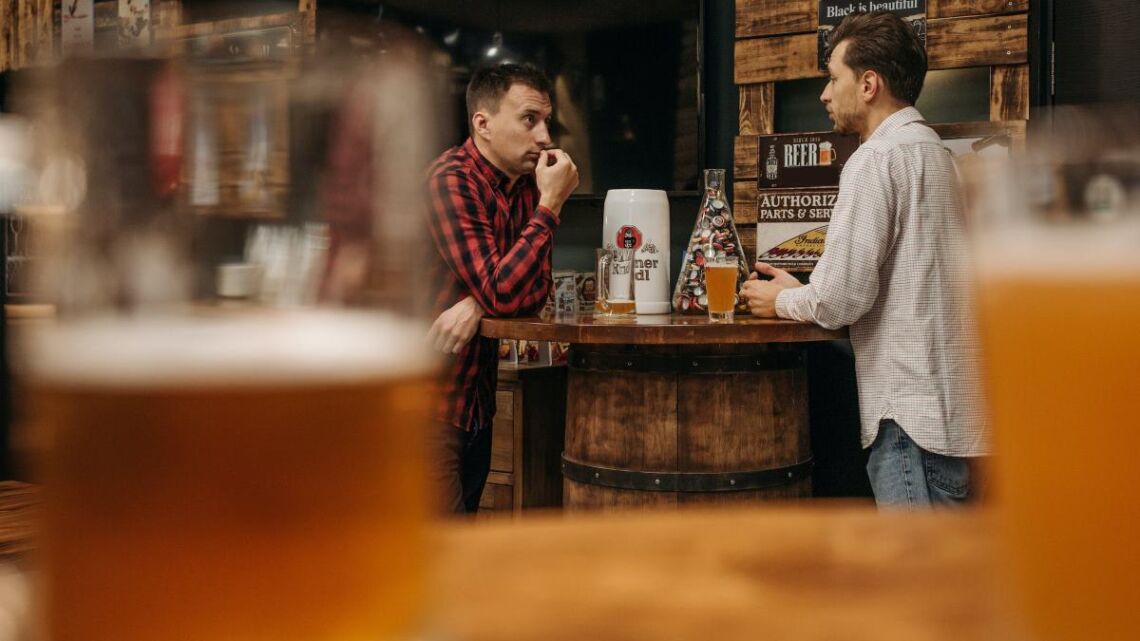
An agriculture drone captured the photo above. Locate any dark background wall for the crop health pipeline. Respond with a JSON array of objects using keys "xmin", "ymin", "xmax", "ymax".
[{"xmin": 1052, "ymin": 0, "xmax": 1140, "ymax": 106}]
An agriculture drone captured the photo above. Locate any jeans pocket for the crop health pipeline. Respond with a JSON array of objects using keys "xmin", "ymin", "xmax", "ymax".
[{"xmin": 923, "ymin": 453, "xmax": 969, "ymax": 499}]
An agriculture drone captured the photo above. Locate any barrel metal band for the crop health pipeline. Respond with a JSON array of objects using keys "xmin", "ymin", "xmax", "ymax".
[
  {"xmin": 567, "ymin": 349, "xmax": 803, "ymax": 374},
  {"xmin": 561, "ymin": 454, "xmax": 813, "ymax": 492}
]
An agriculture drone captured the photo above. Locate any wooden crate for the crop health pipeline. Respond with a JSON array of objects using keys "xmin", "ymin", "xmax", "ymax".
[
  {"xmin": 733, "ymin": 0, "xmax": 1031, "ymax": 264},
  {"xmin": 478, "ymin": 364, "xmax": 568, "ymax": 517}
]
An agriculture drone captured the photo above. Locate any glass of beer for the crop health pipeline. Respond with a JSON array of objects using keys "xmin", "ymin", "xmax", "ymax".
[
  {"xmin": 12, "ymin": 26, "xmax": 447, "ymax": 641},
  {"xmin": 25, "ymin": 312, "xmax": 436, "ymax": 641},
  {"xmin": 595, "ymin": 247, "xmax": 636, "ymax": 318},
  {"xmin": 704, "ymin": 258, "xmax": 738, "ymax": 323},
  {"xmin": 969, "ymin": 106, "xmax": 1140, "ymax": 641}
]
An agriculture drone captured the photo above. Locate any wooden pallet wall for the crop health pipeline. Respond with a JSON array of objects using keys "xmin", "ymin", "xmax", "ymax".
[
  {"xmin": 733, "ymin": 0, "xmax": 1031, "ymax": 264},
  {"xmin": 0, "ymin": 0, "xmax": 53, "ymax": 72}
]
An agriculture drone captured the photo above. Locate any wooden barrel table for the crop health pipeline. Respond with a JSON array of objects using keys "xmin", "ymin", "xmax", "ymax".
[{"xmin": 481, "ymin": 314, "xmax": 845, "ymax": 510}]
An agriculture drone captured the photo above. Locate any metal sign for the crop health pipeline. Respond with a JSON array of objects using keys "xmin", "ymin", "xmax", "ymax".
[
  {"xmin": 758, "ymin": 131, "xmax": 858, "ymax": 190},
  {"xmin": 755, "ymin": 188, "xmax": 839, "ymax": 273},
  {"xmin": 817, "ymin": 0, "xmax": 927, "ymax": 71}
]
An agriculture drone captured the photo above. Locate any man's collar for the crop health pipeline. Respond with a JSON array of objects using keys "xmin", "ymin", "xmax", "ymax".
[
  {"xmin": 866, "ymin": 106, "xmax": 925, "ymax": 142},
  {"xmin": 464, "ymin": 138, "xmax": 514, "ymax": 191}
]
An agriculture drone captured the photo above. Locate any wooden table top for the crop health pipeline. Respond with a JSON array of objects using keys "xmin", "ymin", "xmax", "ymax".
[
  {"xmin": 481, "ymin": 313, "xmax": 847, "ymax": 345},
  {"xmin": 0, "ymin": 487, "xmax": 1025, "ymax": 640},
  {"xmin": 433, "ymin": 505, "xmax": 1023, "ymax": 641}
]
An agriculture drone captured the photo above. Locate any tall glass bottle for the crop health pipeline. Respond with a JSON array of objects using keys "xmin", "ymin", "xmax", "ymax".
[{"xmin": 672, "ymin": 169, "xmax": 750, "ymax": 313}]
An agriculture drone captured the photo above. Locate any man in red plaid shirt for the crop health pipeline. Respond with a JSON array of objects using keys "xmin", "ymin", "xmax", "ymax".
[{"xmin": 425, "ymin": 64, "xmax": 579, "ymax": 514}]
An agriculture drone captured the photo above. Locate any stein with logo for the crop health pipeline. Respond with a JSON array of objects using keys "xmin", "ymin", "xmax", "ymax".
[{"xmin": 602, "ymin": 189, "xmax": 671, "ymax": 314}]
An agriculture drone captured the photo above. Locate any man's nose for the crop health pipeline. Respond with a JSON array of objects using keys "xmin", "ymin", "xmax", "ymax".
[
  {"xmin": 535, "ymin": 122, "xmax": 552, "ymax": 147},
  {"xmin": 820, "ymin": 86, "xmax": 830, "ymax": 104}
]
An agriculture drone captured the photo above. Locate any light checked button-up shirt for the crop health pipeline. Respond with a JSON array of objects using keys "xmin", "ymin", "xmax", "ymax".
[{"xmin": 775, "ymin": 107, "xmax": 987, "ymax": 457}]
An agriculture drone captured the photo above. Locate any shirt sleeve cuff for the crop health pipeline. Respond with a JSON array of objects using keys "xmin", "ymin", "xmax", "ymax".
[
  {"xmin": 532, "ymin": 206, "xmax": 560, "ymax": 232},
  {"xmin": 774, "ymin": 287, "xmax": 794, "ymax": 320}
]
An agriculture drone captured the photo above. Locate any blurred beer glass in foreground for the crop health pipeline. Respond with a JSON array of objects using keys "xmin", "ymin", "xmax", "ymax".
[
  {"xmin": 968, "ymin": 106, "xmax": 1140, "ymax": 641},
  {"xmin": 14, "ymin": 22, "xmax": 445, "ymax": 641}
]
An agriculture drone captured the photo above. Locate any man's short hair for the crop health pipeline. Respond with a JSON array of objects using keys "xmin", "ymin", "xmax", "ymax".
[
  {"xmin": 466, "ymin": 63, "xmax": 553, "ymax": 124},
  {"xmin": 828, "ymin": 11, "xmax": 927, "ymax": 105}
]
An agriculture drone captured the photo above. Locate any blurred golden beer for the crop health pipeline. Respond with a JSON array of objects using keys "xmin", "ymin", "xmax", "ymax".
[
  {"xmin": 704, "ymin": 263, "xmax": 737, "ymax": 322},
  {"xmin": 27, "ymin": 312, "xmax": 435, "ymax": 641},
  {"xmin": 975, "ymin": 228, "xmax": 1140, "ymax": 641},
  {"xmin": 603, "ymin": 299, "xmax": 636, "ymax": 315}
]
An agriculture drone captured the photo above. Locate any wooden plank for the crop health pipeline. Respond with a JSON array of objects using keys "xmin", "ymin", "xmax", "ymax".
[
  {"xmin": 35, "ymin": 0, "xmax": 51, "ymax": 62},
  {"xmin": 735, "ymin": 0, "xmax": 1029, "ymax": 38},
  {"xmin": 734, "ymin": 32, "xmax": 817, "ymax": 85},
  {"xmin": 734, "ymin": 181, "xmax": 759, "ymax": 224},
  {"xmin": 1, "ymin": 0, "xmax": 11, "ymax": 73},
  {"xmin": 735, "ymin": 135, "xmax": 760, "ymax": 181},
  {"xmin": 738, "ymin": 83, "xmax": 775, "ymax": 136},
  {"xmin": 738, "ymin": 226, "xmax": 758, "ymax": 268},
  {"xmin": 990, "ymin": 64, "xmax": 1029, "ymax": 122},
  {"xmin": 15, "ymin": 0, "xmax": 27, "ymax": 68},
  {"xmin": 931, "ymin": 0, "xmax": 1028, "ymax": 18},
  {"xmin": 735, "ymin": 135, "xmax": 759, "ymax": 180},
  {"xmin": 735, "ymin": 13, "xmax": 1027, "ymax": 84},
  {"xmin": 927, "ymin": 13, "xmax": 1027, "ymax": 68},
  {"xmin": 491, "ymin": 390, "xmax": 515, "ymax": 473},
  {"xmin": 735, "ymin": 0, "xmax": 814, "ymax": 39}
]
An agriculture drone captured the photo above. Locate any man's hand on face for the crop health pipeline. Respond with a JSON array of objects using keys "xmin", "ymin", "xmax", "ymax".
[
  {"xmin": 536, "ymin": 149, "xmax": 579, "ymax": 217},
  {"xmin": 427, "ymin": 296, "xmax": 485, "ymax": 355},
  {"xmin": 740, "ymin": 261, "xmax": 801, "ymax": 318}
]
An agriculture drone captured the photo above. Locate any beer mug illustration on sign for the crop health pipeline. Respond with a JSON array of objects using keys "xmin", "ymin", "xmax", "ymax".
[
  {"xmin": 595, "ymin": 247, "xmax": 636, "ymax": 318},
  {"xmin": 819, "ymin": 141, "xmax": 834, "ymax": 166}
]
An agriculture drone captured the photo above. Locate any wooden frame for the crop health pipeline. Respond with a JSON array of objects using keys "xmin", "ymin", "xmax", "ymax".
[{"xmin": 732, "ymin": 0, "xmax": 1033, "ymax": 261}]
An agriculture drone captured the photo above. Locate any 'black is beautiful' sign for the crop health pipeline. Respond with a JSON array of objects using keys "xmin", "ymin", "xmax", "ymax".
[{"xmin": 817, "ymin": 0, "xmax": 927, "ymax": 71}]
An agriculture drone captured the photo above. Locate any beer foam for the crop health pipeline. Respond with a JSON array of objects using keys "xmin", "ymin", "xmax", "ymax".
[
  {"xmin": 21, "ymin": 310, "xmax": 438, "ymax": 389},
  {"xmin": 973, "ymin": 222, "xmax": 1140, "ymax": 279}
]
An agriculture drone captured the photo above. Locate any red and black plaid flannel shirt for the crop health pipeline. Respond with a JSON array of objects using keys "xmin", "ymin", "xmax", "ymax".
[{"xmin": 427, "ymin": 138, "xmax": 557, "ymax": 431}]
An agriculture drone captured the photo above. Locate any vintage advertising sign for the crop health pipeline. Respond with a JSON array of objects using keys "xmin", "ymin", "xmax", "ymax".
[
  {"xmin": 758, "ymin": 131, "xmax": 858, "ymax": 190},
  {"xmin": 119, "ymin": 0, "xmax": 151, "ymax": 47},
  {"xmin": 755, "ymin": 188, "xmax": 838, "ymax": 272},
  {"xmin": 61, "ymin": 0, "xmax": 95, "ymax": 53},
  {"xmin": 817, "ymin": 0, "xmax": 927, "ymax": 71}
]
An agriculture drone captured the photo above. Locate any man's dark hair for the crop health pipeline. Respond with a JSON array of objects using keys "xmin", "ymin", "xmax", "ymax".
[
  {"xmin": 466, "ymin": 63, "xmax": 553, "ymax": 124},
  {"xmin": 828, "ymin": 11, "xmax": 927, "ymax": 105}
]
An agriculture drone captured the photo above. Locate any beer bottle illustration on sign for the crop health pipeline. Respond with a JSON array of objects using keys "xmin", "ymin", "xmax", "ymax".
[
  {"xmin": 672, "ymin": 169, "xmax": 749, "ymax": 313},
  {"xmin": 764, "ymin": 145, "xmax": 779, "ymax": 182}
]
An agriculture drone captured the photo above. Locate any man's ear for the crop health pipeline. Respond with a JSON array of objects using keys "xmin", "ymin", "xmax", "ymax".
[
  {"xmin": 860, "ymin": 70, "xmax": 880, "ymax": 104},
  {"xmin": 471, "ymin": 111, "xmax": 491, "ymax": 139}
]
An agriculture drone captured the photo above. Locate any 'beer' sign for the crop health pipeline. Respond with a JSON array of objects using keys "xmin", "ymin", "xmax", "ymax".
[{"xmin": 757, "ymin": 131, "xmax": 858, "ymax": 190}]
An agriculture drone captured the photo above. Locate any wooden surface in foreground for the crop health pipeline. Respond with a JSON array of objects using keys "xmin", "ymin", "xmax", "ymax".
[{"xmin": 433, "ymin": 505, "xmax": 1026, "ymax": 641}]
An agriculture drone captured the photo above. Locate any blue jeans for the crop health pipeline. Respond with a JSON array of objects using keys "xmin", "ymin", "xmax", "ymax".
[{"xmin": 866, "ymin": 420, "xmax": 971, "ymax": 508}]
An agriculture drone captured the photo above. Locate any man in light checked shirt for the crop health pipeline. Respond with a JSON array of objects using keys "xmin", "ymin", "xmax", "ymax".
[{"xmin": 740, "ymin": 11, "xmax": 988, "ymax": 508}]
